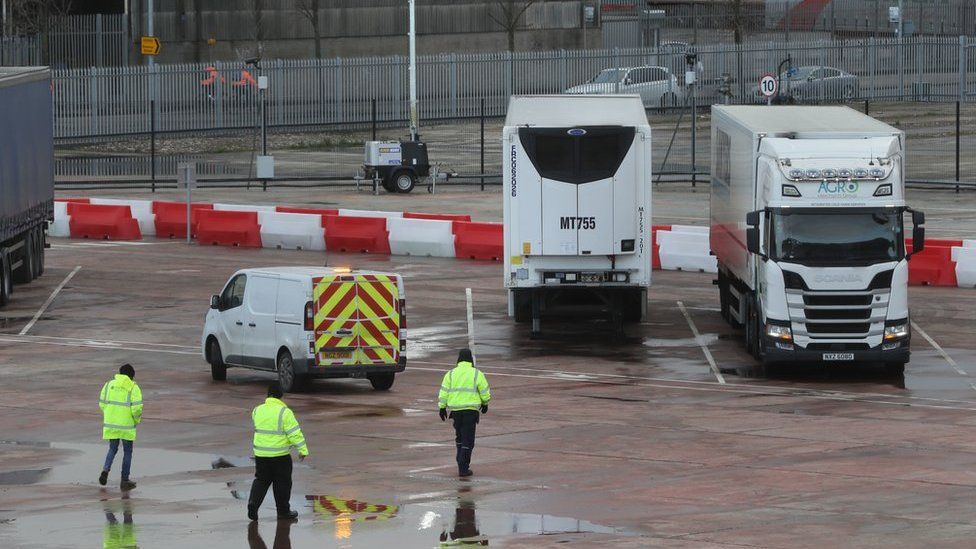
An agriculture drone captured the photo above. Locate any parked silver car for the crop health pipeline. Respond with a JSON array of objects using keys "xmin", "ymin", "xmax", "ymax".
[
  {"xmin": 565, "ymin": 66, "xmax": 685, "ymax": 108},
  {"xmin": 752, "ymin": 65, "xmax": 859, "ymax": 104}
]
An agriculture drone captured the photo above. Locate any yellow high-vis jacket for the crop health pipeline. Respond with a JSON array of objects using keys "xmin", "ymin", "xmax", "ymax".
[
  {"xmin": 438, "ymin": 361, "xmax": 491, "ymax": 412},
  {"xmin": 252, "ymin": 397, "xmax": 308, "ymax": 458},
  {"xmin": 99, "ymin": 374, "xmax": 143, "ymax": 442}
]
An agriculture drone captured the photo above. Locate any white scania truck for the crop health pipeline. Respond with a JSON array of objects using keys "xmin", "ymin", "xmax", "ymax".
[
  {"xmin": 503, "ymin": 95, "xmax": 652, "ymax": 335},
  {"xmin": 711, "ymin": 106, "xmax": 925, "ymax": 373}
]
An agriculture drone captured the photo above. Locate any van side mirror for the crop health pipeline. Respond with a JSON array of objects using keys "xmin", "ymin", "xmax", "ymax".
[{"xmin": 211, "ymin": 295, "xmax": 221, "ymax": 310}]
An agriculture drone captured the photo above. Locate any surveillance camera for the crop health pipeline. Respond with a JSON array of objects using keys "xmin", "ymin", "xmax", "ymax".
[{"xmin": 244, "ymin": 57, "xmax": 261, "ymax": 66}]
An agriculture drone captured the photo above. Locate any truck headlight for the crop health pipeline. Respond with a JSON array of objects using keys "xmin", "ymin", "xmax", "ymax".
[
  {"xmin": 765, "ymin": 323, "xmax": 793, "ymax": 341},
  {"xmin": 884, "ymin": 323, "xmax": 909, "ymax": 341}
]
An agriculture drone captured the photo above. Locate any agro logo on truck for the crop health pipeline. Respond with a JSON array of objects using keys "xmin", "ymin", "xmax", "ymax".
[
  {"xmin": 510, "ymin": 145, "xmax": 518, "ymax": 197},
  {"xmin": 818, "ymin": 180, "xmax": 859, "ymax": 197}
]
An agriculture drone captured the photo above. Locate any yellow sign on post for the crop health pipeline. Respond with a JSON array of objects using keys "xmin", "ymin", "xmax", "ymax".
[{"xmin": 141, "ymin": 36, "xmax": 161, "ymax": 56}]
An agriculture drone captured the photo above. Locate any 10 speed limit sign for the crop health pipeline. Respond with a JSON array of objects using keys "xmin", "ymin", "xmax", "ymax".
[{"xmin": 759, "ymin": 74, "xmax": 778, "ymax": 100}]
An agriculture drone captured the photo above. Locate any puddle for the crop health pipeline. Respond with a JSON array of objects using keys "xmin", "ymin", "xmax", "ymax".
[
  {"xmin": 643, "ymin": 334, "xmax": 719, "ymax": 348},
  {"xmin": 0, "ymin": 441, "xmax": 637, "ymax": 547},
  {"xmin": 0, "ymin": 440, "xmax": 250, "ymax": 486}
]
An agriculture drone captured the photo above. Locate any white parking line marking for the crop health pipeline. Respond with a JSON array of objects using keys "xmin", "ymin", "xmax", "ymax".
[
  {"xmin": 0, "ymin": 335, "xmax": 198, "ymax": 356},
  {"xmin": 19, "ymin": 266, "xmax": 82, "ymax": 336},
  {"xmin": 912, "ymin": 320, "xmax": 968, "ymax": 377},
  {"xmin": 465, "ymin": 287, "xmax": 475, "ymax": 352},
  {"xmin": 406, "ymin": 366, "xmax": 976, "ymax": 412},
  {"xmin": 677, "ymin": 300, "xmax": 726, "ymax": 384}
]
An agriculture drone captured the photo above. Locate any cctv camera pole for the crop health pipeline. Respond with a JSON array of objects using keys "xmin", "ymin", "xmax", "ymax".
[{"xmin": 408, "ymin": 0, "xmax": 419, "ymax": 141}]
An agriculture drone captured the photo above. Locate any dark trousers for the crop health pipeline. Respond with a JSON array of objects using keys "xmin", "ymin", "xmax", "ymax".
[
  {"xmin": 451, "ymin": 410, "xmax": 479, "ymax": 473},
  {"xmin": 248, "ymin": 455, "xmax": 293, "ymax": 516},
  {"xmin": 103, "ymin": 439, "xmax": 133, "ymax": 480}
]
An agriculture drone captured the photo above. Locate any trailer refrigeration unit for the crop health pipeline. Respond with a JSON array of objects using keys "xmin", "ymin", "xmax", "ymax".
[
  {"xmin": 503, "ymin": 95, "xmax": 652, "ymax": 335},
  {"xmin": 710, "ymin": 106, "xmax": 925, "ymax": 374},
  {"xmin": 0, "ymin": 67, "xmax": 53, "ymax": 307}
]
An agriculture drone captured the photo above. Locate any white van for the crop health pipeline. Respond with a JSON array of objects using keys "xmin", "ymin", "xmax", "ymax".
[{"xmin": 202, "ymin": 267, "xmax": 406, "ymax": 392}]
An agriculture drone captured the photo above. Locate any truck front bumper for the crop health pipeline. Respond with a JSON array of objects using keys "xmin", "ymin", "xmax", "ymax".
[{"xmin": 763, "ymin": 339, "xmax": 910, "ymax": 364}]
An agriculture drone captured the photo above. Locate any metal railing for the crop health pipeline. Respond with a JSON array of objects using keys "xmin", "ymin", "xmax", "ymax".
[
  {"xmin": 0, "ymin": 34, "xmax": 40, "ymax": 66},
  {"xmin": 51, "ymin": 36, "xmax": 976, "ymax": 140}
]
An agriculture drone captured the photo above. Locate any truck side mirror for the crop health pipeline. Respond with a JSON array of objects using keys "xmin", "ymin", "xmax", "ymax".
[
  {"xmin": 908, "ymin": 209, "xmax": 925, "ymax": 257},
  {"xmin": 911, "ymin": 226, "xmax": 925, "ymax": 256},
  {"xmin": 746, "ymin": 210, "xmax": 760, "ymax": 227},
  {"xmin": 745, "ymin": 210, "xmax": 763, "ymax": 256},
  {"xmin": 747, "ymin": 227, "xmax": 761, "ymax": 255},
  {"xmin": 211, "ymin": 295, "xmax": 221, "ymax": 310}
]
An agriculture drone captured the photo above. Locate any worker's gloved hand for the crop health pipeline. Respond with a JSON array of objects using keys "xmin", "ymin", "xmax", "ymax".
[
  {"xmin": 439, "ymin": 408, "xmax": 448, "ymax": 421},
  {"xmin": 480, "ymin": 405, "xmax": 488, "ymax": 414},
  {"xmin": 298, "ymin": 454, "xmax": 306, "ymax": 462}
]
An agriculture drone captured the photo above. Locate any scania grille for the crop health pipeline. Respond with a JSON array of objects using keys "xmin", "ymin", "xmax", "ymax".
[{"xmin": 787, "ymin": 289, "xmax": 888, "ymax": 340}]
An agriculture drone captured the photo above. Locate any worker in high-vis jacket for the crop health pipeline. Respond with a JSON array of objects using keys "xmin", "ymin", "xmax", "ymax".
[
  {"xmin": 248, "ymin": 383, "xmax": 308, "ymax": 522},
  {"xmin": 438, "ymin": 349, "xmax": 491, "ymax": 477},
  {"xmin": 98, "ymin": 364, "xmax": 142, "ymax": 491}
]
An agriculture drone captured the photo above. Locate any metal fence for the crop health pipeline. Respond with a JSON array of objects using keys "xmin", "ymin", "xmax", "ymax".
[
  {"xmin": 0, "ymin": 34, "xmax": 40, "ymax": 66},
  {"xmin": 47, "ymin": 14, "xmax": 130, "ymax": 69},
  {"xmin": 51, "ymin": 36, "xmax": 976, "ymax": 140}
]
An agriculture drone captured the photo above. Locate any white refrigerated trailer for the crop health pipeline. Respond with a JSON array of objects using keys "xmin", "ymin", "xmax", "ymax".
[
  {"xmin": 711, "ymin": 105, "xmax": 925, "ymax": 373},
  {"xmin": 503, "ymin": 95, "xmax": 652, "ymax": 335}
]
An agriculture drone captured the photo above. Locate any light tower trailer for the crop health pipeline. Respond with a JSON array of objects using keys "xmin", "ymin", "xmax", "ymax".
[
  {"xmin": 711, "ymin": 106, "xmax": 925, "ymax": 374},
  {"xmin": 503, "ymin": 95, "xmax": 652, "ymax": 336},
  {"xmin": 362, "ymin": 140, "xmax": 430, "ymax": 194}
]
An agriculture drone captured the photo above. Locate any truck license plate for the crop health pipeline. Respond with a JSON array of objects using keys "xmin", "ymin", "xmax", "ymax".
[
  {"xmin": 822, "ymin": 353, "xmax": 855, "ymax": 361},
  {"xmin": 322, "ymin": 351, "xmax": 352, "ymax": 359}
]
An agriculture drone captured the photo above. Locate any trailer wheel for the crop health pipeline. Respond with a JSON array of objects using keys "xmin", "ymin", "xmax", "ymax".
[
  {"xmin": 368, "ymin": 372, "xmax": 396, "ymax": 391},
  {"xmin": 513, "ymin": 289, "xmax": 531, "ymax": 323},
  {"xmin": 12, "ymin": 234, "xmax": 33, "ymax": 284},
  {"xmin": 35, "ymin": 230, "xmax": 45, "ymax": 277},
  {"xmin": 718, "ymin": 271, "xmax": 730, "ymax": 323},
  {"xmin": 31, "ymin": 228, "xmax": 42, "ymax": 279},
  {"xmin": 0, "ymin": 252, "xmax": 11, "ymax": 306},
  {"xmin": 392, "ymin": 170, "xmax": 416, "ymax": 193}
]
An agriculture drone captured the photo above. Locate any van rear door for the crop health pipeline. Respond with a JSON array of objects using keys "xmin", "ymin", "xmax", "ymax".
[{"xmin": 312, "ymin": 274, "xmax": 401, "ymax": 367}]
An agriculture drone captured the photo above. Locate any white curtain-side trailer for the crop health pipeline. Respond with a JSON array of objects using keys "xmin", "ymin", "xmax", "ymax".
[{"xmin": 503, "ymin": 95, "xmax": 652, "ymax": 335}]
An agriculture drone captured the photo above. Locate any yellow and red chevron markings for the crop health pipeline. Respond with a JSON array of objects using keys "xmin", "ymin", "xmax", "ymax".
[{"xmin": 312, "ymin": 274, "xmax": 400, "ymax": 366}]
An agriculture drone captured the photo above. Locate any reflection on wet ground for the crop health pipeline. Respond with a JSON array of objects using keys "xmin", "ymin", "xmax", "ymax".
[
  {"xmin": 0, "ymin": 439, "xmax": 632, "ymax": 548},
  {"xmin": 3, "ymin": 486, "xmax": 630, "ymax": 548}
]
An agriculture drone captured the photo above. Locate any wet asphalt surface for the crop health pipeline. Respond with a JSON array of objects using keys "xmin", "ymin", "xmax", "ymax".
[{"xmin": 1, "ymin": 190, "xmax": 976, "ymax": 547}]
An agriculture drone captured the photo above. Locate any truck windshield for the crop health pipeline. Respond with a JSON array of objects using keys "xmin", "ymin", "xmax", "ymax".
[{"xmin": 769, "ymin": 210, "xmax": 904, "ymax": 265}]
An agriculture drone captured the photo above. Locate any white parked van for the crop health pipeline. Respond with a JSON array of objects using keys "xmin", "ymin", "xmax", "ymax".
[{"xmin": 202, "ymin": 267, "xmax": 406, "ymax": 392}]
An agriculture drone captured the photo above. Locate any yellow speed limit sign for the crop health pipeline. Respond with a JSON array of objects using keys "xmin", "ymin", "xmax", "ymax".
[{"xmin": 141, "ymin": 36, "xmax": 161, "ymax": 56}]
